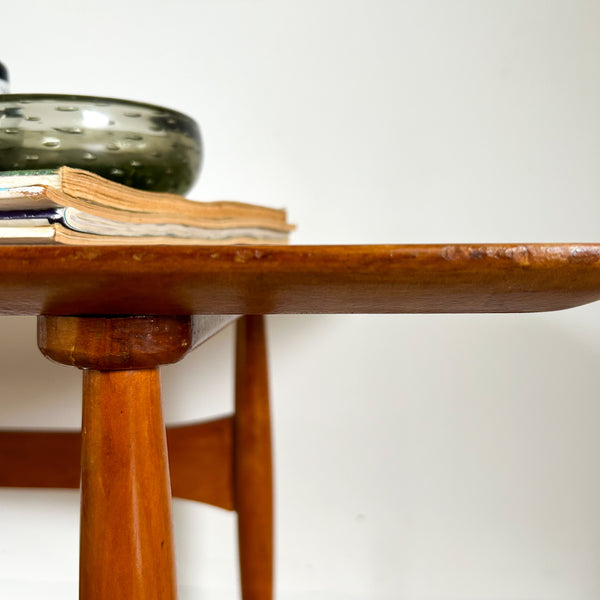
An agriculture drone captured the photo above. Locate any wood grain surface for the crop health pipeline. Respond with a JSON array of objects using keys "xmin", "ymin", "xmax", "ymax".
[
  {"xmin": 0, "ymin": 418, "xmax": 235, "ymax": 510},
  {"xmin": 166, "ymin": 417, "xmax": 234, "ymax": 510},
  {"xmin": 38, "ymin": 315, "xmax": 239, "ymax": 369},
  {"xmin": 38, "ymin": 315, "xmax": 195, "ymax": 369},
  {"xmin": 37, "ymin": 316, "xmax": 182, "ymax": 599},
  {"xmin": 80, "ymin": 369, "xmax": 176, "ymax": 600},
  {"xmin": 0, "ymin": 243, "xmax": 597, "ymax": 315},
  {"xmin": 235, "ymin": 316, "xmax": 273, "ymax": 600}
]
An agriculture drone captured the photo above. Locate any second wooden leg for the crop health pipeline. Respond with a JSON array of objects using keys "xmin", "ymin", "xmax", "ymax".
[{"xmin": 235, "ymin": 315, "xmax": 273, "ymax": 600}]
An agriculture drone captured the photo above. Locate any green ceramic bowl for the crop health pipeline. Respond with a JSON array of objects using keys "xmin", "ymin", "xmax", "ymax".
[{"xmin": 0, "ymin": 94, "xmax": 202, "ymax": 194}]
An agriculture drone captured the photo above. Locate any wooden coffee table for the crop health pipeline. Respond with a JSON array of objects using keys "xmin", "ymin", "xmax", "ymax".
[{"xmin": 1, "ymin": 243, "xmax": 599, "ymax": 599}]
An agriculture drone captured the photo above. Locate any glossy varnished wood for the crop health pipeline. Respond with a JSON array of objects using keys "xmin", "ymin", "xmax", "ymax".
[
  {"xmin": 37, "ymin": 315, "xmax": 188, "ymax": 599},
  {"xmin": 39, "ymin": 315, "xmax": 194, "ymax": 369},
  {"xmin": 7, "ymin": 241, "xmax": 600, "ymax": 599},
  {"xmin": 80, "ymin": 369, "xmax": 176, "ymax": 599},
  {"xmin": 0, "ymin": 244, "xmax": 598, "ymax": 315},
  {"xmin": 166, "ymin": 417, "xmax": 234, "ymax": 510},
  {"xmin": 0, "ymin": 418, "xmax": 235, "ymax": 510},
  {"xmin": 235, "ymin": 316, "xmax": 273, "ymax": 600},
  {"xmin": 38, "ymin": 314, "xmax": 238, "ymax": 369},
  {"xmin": 0, "ymin": 429, "xmax": 81, "ymax": 489}
]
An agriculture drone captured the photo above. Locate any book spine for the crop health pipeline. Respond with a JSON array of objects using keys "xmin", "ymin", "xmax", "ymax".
[{"xmin": 0, "ymin": 209, "xmax": 64, "ymax": 221}]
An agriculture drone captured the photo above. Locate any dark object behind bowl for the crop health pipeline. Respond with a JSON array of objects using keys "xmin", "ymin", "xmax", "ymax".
[{"xmin": 0, "ymin": 62, "xmax": 9, "ymax": 95}]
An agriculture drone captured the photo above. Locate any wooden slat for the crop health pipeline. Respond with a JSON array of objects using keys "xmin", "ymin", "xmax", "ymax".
[
  {"xmin": 0, "ymin": 430, "xmax": 80, "ymax": 489},
  {"xmin": 0, "ymin": 418, "xmax": 235, "ymax": 511},
  {"xmin": 167, "ymin": 418, "xmax": 234, "ymax": 510},
  {"xmin": 0, "ymin": 244, "xmax": 596, "ymax": 315}
]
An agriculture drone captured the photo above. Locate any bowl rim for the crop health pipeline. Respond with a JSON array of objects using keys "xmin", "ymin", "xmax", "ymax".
[{"xmin": 0, "ymin": 93, "xmax": 198, "ymax": 125}]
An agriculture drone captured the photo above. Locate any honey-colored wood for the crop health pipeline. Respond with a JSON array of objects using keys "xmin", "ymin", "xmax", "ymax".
[
  {"xmin": 0, "ymin": 418, "xmax": 235, "ymax": 510},
  {"xmin": 6, "ymin": 242, "xmax": 599, "ymax": 598},
  {"xmin": 235, "ymin": 315, "xmax": 273, "ymax": 600},
  {"xmin": 0, "ymin": 244, "xmax": 598, "ymax": 315},
  {"xmin": 80, "ymin": 368, "xmax": 176, "ymax": 600},
  {"xmin": 39, "ymin": 315, "xmax": 193, "ymax": 369},
  {"xmin": 38, "ymin": 314, "xmax": 238, "ymax": 369},
  {"xmin": 0, "ymin": 429, "xmax": 80, "ymax": 489},
  {"xmin": 36, "ymin": 315, "xmax": 196, "ymax": 599},
  {"xmin": 167, "ymin": 417, "xmax": 234, "ymax": 509}
]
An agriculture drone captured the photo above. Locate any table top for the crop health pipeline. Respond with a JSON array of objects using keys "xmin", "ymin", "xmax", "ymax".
[{"xmin": 0, "ymin": 243, "xmax": 599, "ymax": 316}]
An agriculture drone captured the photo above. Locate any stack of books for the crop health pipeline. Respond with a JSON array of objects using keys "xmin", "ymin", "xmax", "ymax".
[{"xmin": 0, "ymin": 167, "xmax": 294, "ymax": 245}]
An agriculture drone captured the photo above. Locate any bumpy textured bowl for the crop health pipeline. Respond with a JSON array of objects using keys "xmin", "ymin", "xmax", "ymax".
[{"xmin": 0, "ymin": 94, "xmax": 202, "ymax": 194}]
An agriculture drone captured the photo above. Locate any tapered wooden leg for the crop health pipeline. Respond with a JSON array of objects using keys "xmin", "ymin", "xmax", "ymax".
[
  {"xmin": 35, "ymin": 314, "xmax": 274, "ymax": 598},
  {"xmin": 80, "ymin": 368, "xmax": 176, "ymax": 599},
  {"xmin": 235, "ymin": 315, "xmax": 273, "ymax": 600},
  {"xmin": 37, "ymin": 315, "xmax": 200, "ymax": 600}
]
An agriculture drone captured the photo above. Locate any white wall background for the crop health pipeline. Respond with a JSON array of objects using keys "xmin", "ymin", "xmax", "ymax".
[{"xmin": 2, "ymin": 1, "xmax": 600, "ymax": 598}]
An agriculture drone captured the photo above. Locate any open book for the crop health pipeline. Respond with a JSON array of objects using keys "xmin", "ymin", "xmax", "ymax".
[{"xmin": 0, "ymin": 167, "xmax": 294, "ymax": 245}]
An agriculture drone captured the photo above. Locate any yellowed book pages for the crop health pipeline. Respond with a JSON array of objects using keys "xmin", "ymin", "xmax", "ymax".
[{"xmin": 0, "ymin": 167, "xmax": 295, "ymax": 233}]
